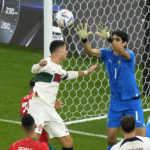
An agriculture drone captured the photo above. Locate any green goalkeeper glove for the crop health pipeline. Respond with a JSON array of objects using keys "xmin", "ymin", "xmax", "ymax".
[
  {"xmin": 74, "ymin": 23, "xmax": 93, "ymax": 43},
  {"xmin": 96, "ymin": 23, "xmax": 112, "ymax": 43}
]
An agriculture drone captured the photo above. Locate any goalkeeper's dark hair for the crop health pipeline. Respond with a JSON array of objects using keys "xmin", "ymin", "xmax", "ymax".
[
  {"xmin": 112, "ymin": 30, "xmax": 128, "ymax": 43},
  {"xmin": 22, "ymin": 114, "xmax": 35, "ymax": 131},
  {"xmin": 49, "ymin": 40, "xmax": 67, "ymax": 54},
  {"xmin": 120, "ymin": 115, "xmax": 135, "ymax": 133},
  {"xmin": 30, "ymin": 78, "xmax": 35, "ymax": 89}
]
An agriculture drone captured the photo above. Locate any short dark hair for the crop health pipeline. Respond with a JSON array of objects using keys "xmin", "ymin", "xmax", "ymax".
[
  {"xmin": 112, "ymin": 30, "xmax": 128, "ymax": 43},
  {"xmin": 22, "ymin": 114, "xmax": 35, "ymax": 131},
  {"xmin": 30, "ymin": 78, "xmax": 35, "ymax": 89},
  {"xmin": 49, "ymin": 40, "xmax": 66, "ymax": 54},
  {"xmin": 120, "ymin": 115, "xmax": 135, "ymax": 133}
]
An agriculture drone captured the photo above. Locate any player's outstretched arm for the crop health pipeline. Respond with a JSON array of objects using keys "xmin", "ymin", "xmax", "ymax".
[
  {"xmin": 31, "ymin": 59, "xmax": 47, "ymax": 74},
  {"xmin": 63, "ymin": 65, "xmax": 99, "ymax": 80},
  {"xmin": 78, "ymin": 64, "xmax": 99, "ymax": 77},
  {"xmin": 74, "ymin": 23, "xmax": 100, "ymax": 58}
]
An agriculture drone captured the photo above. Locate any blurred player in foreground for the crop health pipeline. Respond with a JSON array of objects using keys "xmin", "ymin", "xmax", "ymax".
[
  {"xmin": 75, "ymin": 23, "xmax": 145, "ymax": 150},
  {"xmin": 20, "ymin": 78, "xmax": 63, "ymax": 150},
  {"xmin": 9, "ymin": 114, "xmax": 49, "ymax": 150},
  {"xmin": 111, "ymin": 115, "xmax": 150, "ymax": 150},
  {"xmin": 28, "ymin": 40, "xmax": 99, "ymax": 150}
]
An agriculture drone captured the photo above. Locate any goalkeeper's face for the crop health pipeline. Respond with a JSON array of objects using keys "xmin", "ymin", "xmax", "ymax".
[{"xmin": 112, "ymin": 35, "xmax": 127, "ymax": 49}]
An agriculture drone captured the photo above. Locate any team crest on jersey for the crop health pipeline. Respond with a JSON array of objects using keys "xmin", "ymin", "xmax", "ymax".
[{"xmin": 118, "ymin": 60, "xmax": 121, "ymax": 65}]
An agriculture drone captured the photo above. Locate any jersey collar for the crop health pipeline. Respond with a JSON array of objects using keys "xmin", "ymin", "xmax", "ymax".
[{"xmin": 120, "ymin": 136, "xmax": 143, "ymax": 147}]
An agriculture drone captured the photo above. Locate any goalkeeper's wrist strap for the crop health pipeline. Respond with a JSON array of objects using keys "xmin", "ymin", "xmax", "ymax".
[
  {"xmin": 107, "ymin": 37, "xmax": 113, "ymax": 43},
  {"xmin": 81, "ymin": 39, "xmax": 87, "ymax": 43}
]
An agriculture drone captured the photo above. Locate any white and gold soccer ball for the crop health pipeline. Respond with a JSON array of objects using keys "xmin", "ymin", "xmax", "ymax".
[{"xmin": 55, "ymin": 9, "xmax": 74, "ymax": 28}]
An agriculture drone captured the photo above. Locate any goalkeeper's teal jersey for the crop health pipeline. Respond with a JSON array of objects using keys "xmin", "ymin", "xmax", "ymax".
[{"xmin": 100, "ymin": 48, "xmax": 140, "ymax": 101}]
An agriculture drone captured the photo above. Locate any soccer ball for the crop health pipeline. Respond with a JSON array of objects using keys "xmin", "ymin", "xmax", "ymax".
[{"xmin": 55, "ymin": 9, "xmax": 74, "ymax": 28}]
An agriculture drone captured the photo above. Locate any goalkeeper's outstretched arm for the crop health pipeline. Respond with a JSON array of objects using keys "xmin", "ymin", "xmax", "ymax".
[
  {"xmin": 83, "ymin": 42, "xmax": 101, "ymax": 58},
  {"xmin": 74, "ymin": 23, "xmax": 100, "ymax": 58}
]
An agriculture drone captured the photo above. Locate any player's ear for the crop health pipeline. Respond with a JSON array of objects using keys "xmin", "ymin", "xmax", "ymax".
[
  {"xmin": 123, "ymin": 42, "xmax": 127, "ymax": 48},
  {"xmin": 57, "ymin": 47, "xmax": 62, "ymax": 54},
  {"xmin": 34, "ymin": 124, "xmax": 37, "ymax": 128}
]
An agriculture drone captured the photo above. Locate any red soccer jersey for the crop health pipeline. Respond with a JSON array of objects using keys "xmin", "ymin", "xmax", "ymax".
[
  {"xmin": 20, "ymin": 92, "xmax": 33, "ymax": 116},
  {"xmin": 20, "ymin": 92, "xmax": 49, "ymax": 144},
  {"xmin": 9, "ymin": 138, "xmax": 49, "ymax": 150}
]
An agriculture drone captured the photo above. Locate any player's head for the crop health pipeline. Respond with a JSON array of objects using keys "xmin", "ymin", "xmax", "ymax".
[
  {"xmin": 112, "ymin": 30, "xmax": 128, "ymax": 48},
  {"xmin": 120, "ymin": 115, "xmax": 135, "ymax": 133},
  {"xmin": 30, "ymin": 78, "xmax": 35, "ymax": 90},
  {"xmin": 21, "ymin": 114, "xmax": 35, "ymax": 132},
  {"xmin": 49, "ymin": 40, "xmax": 68, "ymax": 61}
]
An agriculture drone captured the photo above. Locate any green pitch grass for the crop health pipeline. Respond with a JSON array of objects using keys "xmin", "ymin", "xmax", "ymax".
[{"xmin": 0, "ymin": 43, "xmax": 149, "ymax": 150}]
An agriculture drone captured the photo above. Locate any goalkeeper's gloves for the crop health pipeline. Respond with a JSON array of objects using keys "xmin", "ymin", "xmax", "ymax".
[
  {"xmin": 74, "ymin": 23, "xmax": 93, "ymax": 43},
  {"xmin": 96, "ymin": 23, "xmax": 112, "ymax": 43}
]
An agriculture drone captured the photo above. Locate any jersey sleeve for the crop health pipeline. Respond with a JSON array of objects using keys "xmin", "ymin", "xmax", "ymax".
[
  {"xmin": 60, "ymin": 68, "xmax": 68, "ymax": 79},
  {"xmin": 31, "ymin": 64, "xmax": 44, "ymax": 74},
  {"xmin": 20, "ymin": 97, "xmax": 26, "ymax": 116},
  {"xmin": 127, "ymin": 50, "xmax": 135, "ymax": 61},
  {"xmin": 20, "ymin": 93, "xmax": 33, "ymax": 116},
  {"xmin": 32, "ymin": 64, "xmax": 52, "ymax": 74},
  {"xmin": 31, "ymin": 58, "xmax": 51, "ymax": 74},
  {"xmin": 100, "ymin": 48, "xmax": 111, "ymax": 61}
]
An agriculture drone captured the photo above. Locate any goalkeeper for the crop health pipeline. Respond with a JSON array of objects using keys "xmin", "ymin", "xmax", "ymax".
[{"xmin": 75, "ymin": 23, "xmax": 145, "ymax": 150}]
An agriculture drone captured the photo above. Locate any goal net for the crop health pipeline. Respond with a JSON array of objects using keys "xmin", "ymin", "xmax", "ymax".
[{"xmin": 51, "ymin": 0, "xmax": 150, "ymax": 124}]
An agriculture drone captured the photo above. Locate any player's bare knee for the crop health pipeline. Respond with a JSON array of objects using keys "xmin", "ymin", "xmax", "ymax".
[
  {"xmin": 58, "ymin": 135, "xmax": 73, "ymax": 148},
  {"xmin": 107, "ymin": 136, "xmax": 116, "ymax": 146},
  {"xmin": 63, "ymin": 136, "xmax": 73, "ymax": 147}
]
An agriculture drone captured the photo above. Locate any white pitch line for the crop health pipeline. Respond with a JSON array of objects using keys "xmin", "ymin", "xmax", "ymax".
[
  {"xmin": 69, "ymin": 130, "xmax": 123, "ymax": 141},
  {"xmin": 0, "ymin": 118, "xmax": 123, "ymax": 140},
  {"xmin": 0, "ymin": 118, "xmax": 21, "ymax": 124}
]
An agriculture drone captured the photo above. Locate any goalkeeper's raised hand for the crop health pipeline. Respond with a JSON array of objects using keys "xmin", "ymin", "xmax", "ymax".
[
  {"xmin": 96, "ymin": 23, "xmax": 112, "ymax": 43},
  {"xmin": 74, "ymin": 23, "xmax": 93, "ymax": 43}
]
